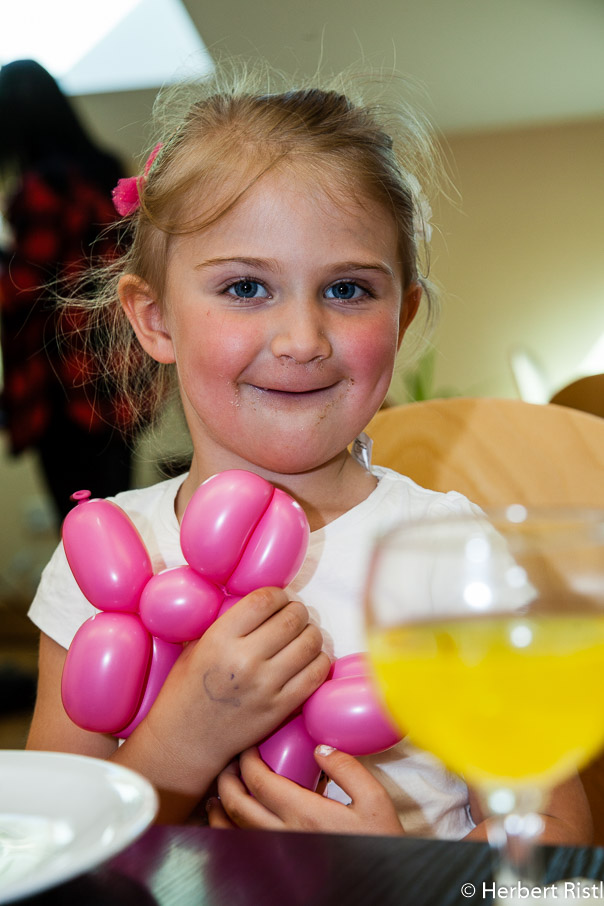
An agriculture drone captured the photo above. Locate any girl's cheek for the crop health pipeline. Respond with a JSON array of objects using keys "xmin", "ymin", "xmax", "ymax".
[{"xmin": 344, "ymin": 317, "xmax": 400, "ymax": 373}]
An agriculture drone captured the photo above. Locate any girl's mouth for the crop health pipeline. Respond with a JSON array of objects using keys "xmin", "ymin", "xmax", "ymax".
[
  {"xmin": 252, "ymin": 383, "xmax": 337, "ymax": 396},
  {"xmin": 246, "ymin": 382, "xmax": 341, "ymax": 404}
]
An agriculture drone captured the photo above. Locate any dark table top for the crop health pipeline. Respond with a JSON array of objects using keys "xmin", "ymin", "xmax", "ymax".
[{"xmin": 14, "ymin": 825, "xmax": 604, "ymax": 906}]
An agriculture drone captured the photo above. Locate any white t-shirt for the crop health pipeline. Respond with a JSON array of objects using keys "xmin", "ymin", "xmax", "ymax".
[{"xmin": 29, "ymin": 465, "xmax": 477, "ymax": 840}]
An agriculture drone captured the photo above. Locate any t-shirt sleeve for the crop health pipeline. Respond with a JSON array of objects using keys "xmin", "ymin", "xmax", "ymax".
[
  {"xmin": 28, "ymin": 541, "xmax": 97, "ymax": 649},
  {"xmin": 425, "ymin": 488, "xmax": 484, "ymax": 519}
]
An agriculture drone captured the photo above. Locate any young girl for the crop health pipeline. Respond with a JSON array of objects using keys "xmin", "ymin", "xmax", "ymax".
[{"xmin": 26, "ymin": 66, "xmax": 590, "ymax": 842}]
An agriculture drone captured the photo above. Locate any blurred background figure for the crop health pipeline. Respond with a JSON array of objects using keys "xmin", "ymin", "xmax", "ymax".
[{"xmin": 0, "ymin": 59, "xmax": 134, "ymax": 527}]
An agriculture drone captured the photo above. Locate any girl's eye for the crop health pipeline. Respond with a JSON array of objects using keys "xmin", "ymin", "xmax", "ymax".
[
  {"xmin": 226, "ymin": 279, "xmax": 268, "ymax": 299},
  {"xmin": 325, "ymin": 282, "xmax": 365, "ymax": 301}
]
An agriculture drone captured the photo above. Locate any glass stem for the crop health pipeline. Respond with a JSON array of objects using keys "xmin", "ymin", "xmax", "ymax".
[{"xmin": 485, "ymin": 786, "xmax": 545, "ymax": 897}]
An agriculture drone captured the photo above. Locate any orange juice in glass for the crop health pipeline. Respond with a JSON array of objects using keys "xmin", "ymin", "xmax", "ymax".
[{"xmin": 365, "ymin": 507, "xmax": 604, "ymax": 898}]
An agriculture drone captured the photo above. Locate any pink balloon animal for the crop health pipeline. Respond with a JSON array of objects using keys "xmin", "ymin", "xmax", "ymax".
[{"xmin": 61, "ymin": 470, "xmax": 401, "ymax": 789}]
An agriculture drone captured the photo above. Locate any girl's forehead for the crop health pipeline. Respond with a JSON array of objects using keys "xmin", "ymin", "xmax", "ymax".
[
  {"xmin": 168, "ymin": 164, "xmax": 403, "ymax": 283},
  {"xmin": 190, "ymin": 161, "xmax": 396, "ymax": 234}
]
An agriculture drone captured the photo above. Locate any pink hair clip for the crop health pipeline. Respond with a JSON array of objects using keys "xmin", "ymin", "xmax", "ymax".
[{"xmin": 112, "ymin": 142, "xmax": 163, "ymax": 217}]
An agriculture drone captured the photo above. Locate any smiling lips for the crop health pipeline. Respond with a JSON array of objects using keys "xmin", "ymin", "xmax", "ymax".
[{"xmin": 251, "ymin": 382, "xmax": 339, "ymax": 397}]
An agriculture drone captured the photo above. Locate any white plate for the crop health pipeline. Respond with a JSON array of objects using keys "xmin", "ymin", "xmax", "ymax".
[{"xmin": 0, "ymin": 750, "xmax": 158, "ymax": 903}]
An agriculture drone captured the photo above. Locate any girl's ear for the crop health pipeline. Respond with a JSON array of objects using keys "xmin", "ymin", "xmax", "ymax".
[
  {"xmin": 397, "ymin": 283, "xmax": 422, "ymax": 349},
  {"xmin": 118, "ymin": 275, "xmax": 176, "ymax": 364}
]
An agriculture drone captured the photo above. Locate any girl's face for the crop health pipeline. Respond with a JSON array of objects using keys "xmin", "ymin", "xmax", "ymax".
[{"xmin": 130, "ymin": 167, "xmax": 418, "ymax": 477}]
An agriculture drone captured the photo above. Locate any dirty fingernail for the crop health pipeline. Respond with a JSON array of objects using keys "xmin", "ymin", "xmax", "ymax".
[{"xmin": 315, "ymin": 744, "xmax": 336, "ymax": 757}]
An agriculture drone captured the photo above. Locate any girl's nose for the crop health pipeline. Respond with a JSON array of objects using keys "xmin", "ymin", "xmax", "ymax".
[{"xmin": 270, "ymin": 300, "xmax": 332, "ymax": 364}]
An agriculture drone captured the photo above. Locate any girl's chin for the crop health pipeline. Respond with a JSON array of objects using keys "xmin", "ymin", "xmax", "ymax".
[
  {"xmin": 232, "ymin": 442, "xmax": 349, "ymax": 478},
  {"xmin": 244, "ymin": 455, "xmax": 332, "ymax": 477}
]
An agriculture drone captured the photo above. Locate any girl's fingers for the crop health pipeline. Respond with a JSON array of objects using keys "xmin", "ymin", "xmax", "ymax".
[
  {"xmin": 218, "ymin": 587, "xmax": 291, "ymax": 636},
  {"xmin": 312, "ymin": 746, "xmax": 405, "ymax": 834},
  {"xmin": 218, "ymin": 748, "xmax": 404, "ymax": 836},
  {"xmin": 236, "ymin": 747, "xmax": 358, "ymax": 833},
  {"xmin": 218, "ymin": 589, "xmax": 315, "ymax": 662},
  {"xmin": 268, "ymin": 621, "xmax": 327, "ymax": 683},
  {"xmin": 234, "ymin": 748, "xmax": 314, "ymax": 823},
  {"xmin": 312, "ymin": 745, "xmax": 372, "ymax": 803},
  {"xmin": 205, "ymin": 797, "xmax": 235, "ymax": 829},
  {"xmin": 250, "ymin": 600, "xmax": 314, "ymax": 659},
  {"xmin": 216, "ymin": 755, "xmax": 284, "ymax": 830},
  {"xmin": 277, "ymin": 646, "xmax": 331, "ymax": 704}
]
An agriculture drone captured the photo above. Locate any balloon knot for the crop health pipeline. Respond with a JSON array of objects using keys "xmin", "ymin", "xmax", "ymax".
[{"xmin": 70, "ymin": 490, "xmax": 92, "ymax": 504}]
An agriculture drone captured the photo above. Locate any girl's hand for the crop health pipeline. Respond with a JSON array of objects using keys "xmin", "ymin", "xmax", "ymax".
[
  {"xmin": 133, "ymin": 587, "xmax": 330, "ymax": 796},
  {"xmin": 208, "ymin": 745, "xmax": 404, "ymax": 836}
]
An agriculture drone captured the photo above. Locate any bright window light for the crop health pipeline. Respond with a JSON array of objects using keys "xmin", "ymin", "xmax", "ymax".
[
  {"xmin": 508, "ymin": 346, "xmax": 550, "ymax": 404},
  {"xmin": 0, "ymin": 0, "xmax": 213, "ymax": 95},
  {"xmin": 579, "ymin": 331, "xmax": 604, "ymax": 375}
]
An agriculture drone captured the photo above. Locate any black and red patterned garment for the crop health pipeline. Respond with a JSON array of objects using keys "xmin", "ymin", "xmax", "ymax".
[{"xmin": 0, "ymin": 160, "xmax": 136, "ymax": 521}]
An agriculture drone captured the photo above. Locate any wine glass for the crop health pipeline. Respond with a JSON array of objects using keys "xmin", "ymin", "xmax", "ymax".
[{"xmin": 364, "ymin": 505, "xmax": 604, "ymax": 899}]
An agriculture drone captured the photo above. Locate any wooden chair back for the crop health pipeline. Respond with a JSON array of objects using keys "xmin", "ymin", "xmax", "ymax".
[
  {"xmin": 550, "ymin": 373, "xmax": 604, "ymax": 420},
  {"xmin": 366, "ymin": 397, "xmax": 604, "ymax": 508},
  {"xmin": 365, "ymin": 397, "xmax": 604, "ymax": 842}
]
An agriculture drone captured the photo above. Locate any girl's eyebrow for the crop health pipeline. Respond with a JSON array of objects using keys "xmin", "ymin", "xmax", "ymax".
[
  {"xmin": 332, "ymin": 260, "xmax": 397, "ymax": 279},
  {"xmin": 195, "ymin": 256, "xmax": 396, "ymax": 278},
  {"xmin": 195, "ymin": 256, "xmax": 278, "ymax": 271}
]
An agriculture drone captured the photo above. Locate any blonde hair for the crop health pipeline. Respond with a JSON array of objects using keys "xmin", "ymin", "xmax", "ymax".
[{"xmin": 76, "ymin": 62, "xmax": 447, "ymax": 430}]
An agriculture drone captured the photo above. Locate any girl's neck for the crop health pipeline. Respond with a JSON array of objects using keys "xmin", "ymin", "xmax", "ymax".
[{"xmin": 175, "ymin": 450, "xmax": 377, "ymax": 533}]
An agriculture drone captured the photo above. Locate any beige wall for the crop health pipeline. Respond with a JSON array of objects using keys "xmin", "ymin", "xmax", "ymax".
[
  {"xmin": 71, "ymin": 89, "xmax": 157, "ymax": 173},
  {"xmin": 391, "ymin": 117, "xmax": 604, "ymax": 402}
]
